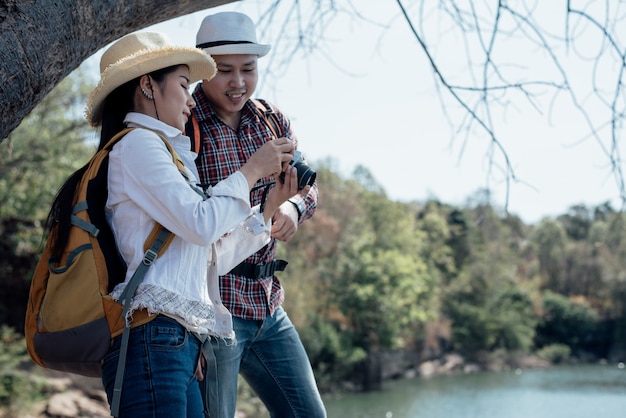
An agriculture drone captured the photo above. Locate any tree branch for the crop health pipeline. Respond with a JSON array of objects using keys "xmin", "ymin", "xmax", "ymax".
[{"xmin": 0, "ymin": 0, "xmax": 235, "ymax": 142}]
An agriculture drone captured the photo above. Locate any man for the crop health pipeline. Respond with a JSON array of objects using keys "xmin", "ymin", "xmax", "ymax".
[{"xmin": 190, "ymin": 11, "xmax": 326, "ymax": 418}]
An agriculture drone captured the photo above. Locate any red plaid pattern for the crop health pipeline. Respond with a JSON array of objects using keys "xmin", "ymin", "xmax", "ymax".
[{"xmin": 191, "ymin": 84, "xmax": 318, "ymax": 319}]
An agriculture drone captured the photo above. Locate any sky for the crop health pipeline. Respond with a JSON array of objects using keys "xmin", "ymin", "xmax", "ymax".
[{"xmin": 81, "ymin": 1, "xmax": 626, "ymax": 225}]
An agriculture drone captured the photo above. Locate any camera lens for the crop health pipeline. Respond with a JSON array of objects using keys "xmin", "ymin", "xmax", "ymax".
[
  {"xmin": 278, "ymin": 153, "xmax": 317, "ymax": 190},
  {"xmin": 293, "ymin": 162, "xmax": 316, "ymax": 190}
]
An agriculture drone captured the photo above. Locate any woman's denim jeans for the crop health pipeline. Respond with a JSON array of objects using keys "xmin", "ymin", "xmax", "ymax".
[
  {"xmin": 101, "ymin": 315, "xmax": 204, "ymax": 417},
  {"xmin": 207, "ymin": 306, "xmax": 326, "ymax": 418}
]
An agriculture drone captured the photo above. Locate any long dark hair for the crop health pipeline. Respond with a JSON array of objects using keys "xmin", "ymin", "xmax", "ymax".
[{"xmin": 45, "ymin": 65, "xmax": 181, "ymax": 258}]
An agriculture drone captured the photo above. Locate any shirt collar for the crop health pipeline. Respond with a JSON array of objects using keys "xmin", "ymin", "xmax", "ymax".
[{"xmin": 124, "ymin": 112, "xmax": 182, "ymax": 139}]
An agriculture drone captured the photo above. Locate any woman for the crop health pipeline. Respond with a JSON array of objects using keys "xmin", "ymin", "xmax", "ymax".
[{"xmin": 47, "ymin": 32, "xmax": 305, "ymax": 416}]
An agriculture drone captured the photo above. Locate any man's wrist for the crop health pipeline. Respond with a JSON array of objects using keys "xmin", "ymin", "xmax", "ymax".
[{"xmin": 287, "ymin": 197, "xmax": 304, "ymax": 220}]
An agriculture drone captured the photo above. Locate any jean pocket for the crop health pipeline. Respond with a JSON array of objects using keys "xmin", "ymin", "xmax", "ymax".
[{"xmin": 149, "ymin": 321, "xmax": 187, "ymax": 351}]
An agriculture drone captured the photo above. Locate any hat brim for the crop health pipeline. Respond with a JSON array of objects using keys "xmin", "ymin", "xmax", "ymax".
[
  {"xmin": 200, "ymin": 43, "xmax": 271, "ymax": 58},
  {"xmin": 87, "ymin": 46, "xmax": 216, "ymax": 126}
]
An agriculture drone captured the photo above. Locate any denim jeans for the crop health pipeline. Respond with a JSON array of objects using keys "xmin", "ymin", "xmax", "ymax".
[
  {"xmin": 101, "ymin": 315, "xmax": 204, "ymax": 417},
  {"xmin": 207, "ymin": 306, "xmax": 326, "ymax": 418}
]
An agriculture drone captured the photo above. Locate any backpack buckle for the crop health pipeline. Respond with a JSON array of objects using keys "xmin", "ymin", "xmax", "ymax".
[{"xmin": 143, "ymin": 249, "xmax": 158, "ymax": 265}]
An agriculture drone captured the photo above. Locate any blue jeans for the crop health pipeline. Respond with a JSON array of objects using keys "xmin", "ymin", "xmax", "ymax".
[
  {"xmin": 101, "ymin": 316, "xmax": 204, "ymax": 417},
  {"xmin": 207, "ymin": 306, "xmax": 326, "ymax": 418}
]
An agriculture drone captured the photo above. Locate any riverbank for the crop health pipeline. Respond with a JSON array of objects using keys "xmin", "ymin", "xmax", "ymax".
[
  {"xmin": 355, "ymin": 347, "xmax": 563, "ymax": 393},
  {"xmin": 5, "ymin": 351, "xmax": 602, "ymax": 418},
  {"xmin": 417, "ymin": 350, "xmax": 553, "ymax": 379}
]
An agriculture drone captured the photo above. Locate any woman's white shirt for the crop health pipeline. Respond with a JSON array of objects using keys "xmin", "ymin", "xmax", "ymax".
[{"xmin": 106, "ymin": 112, "xmax": 270, "ymax": 339}]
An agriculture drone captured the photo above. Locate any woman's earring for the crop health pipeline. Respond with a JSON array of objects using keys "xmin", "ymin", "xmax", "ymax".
[{"xmin": 141, "ymin": 88, "xmax": 154, "ymax": 100}]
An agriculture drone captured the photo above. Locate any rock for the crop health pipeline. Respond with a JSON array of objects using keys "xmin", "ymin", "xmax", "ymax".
[
  {"xmin": 463, "ymin": 363, "xmax": 481, "ymax": 374},
  {"xmin": 440, "ymin": 354, "xmax": 464, "ymax": 373},
  {"xmin": 46, "ymin": 390, "xmax": 110, "ymax": 417},
  {"xmin": 418, "ymin": 360, "xmax": 438, "ymax": 378}
]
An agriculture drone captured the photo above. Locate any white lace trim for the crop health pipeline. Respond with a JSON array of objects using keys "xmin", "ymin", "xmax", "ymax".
[{"xmin": 111, "ymin": 283, "xmax": 232, "ymax": 339}]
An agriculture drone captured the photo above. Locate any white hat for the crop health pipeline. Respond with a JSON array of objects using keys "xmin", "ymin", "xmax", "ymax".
[
  {"xmin": 86, "ymin": 31, "xmax": 216, "ymax": 126},
  {"xmin": 196, "ymin": 12, "xmax": 271, "ymax": 57}
]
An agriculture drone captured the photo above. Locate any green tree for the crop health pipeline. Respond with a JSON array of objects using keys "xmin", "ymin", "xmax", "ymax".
[
  {"xmin": 531, "ymin": 218, "xmax": 567, "ymax": 292},
  {"xmin": 535, "ymin": 291, "xmax": 599, "ymax": 352},
  {"xmin": 558, "ymin": 205, "xmax": 592, "ymax": 241},
  {"xmin": 489, "ymin": 287, "xmax": 537, "ymax": 351},
  {"xmin": 339, "ymin": 248, "xmax": 434, "ymax": 349},
  {"xmin": 417, "ymin": 203, "xmax": 457, "ymax": 279},
  {"xmin": 0, "ymin": 326, "xmax": 49, "ymax": 414},
  {"xmin": 443, "ymin": 271, "xmax": 538, "ymax": 355},
  {"xmin": 326, "ymin": 184, "xmax": 438, "ymax": 350},
  {"xmin": 441, "ymin": 201, "xmax": 538, "ymax": 356},
  {"xmin": 0, "ymin": 69, "xmax": 94, "ymax": 224},
  {"xmin": 441, "ymin": 263, "xmax": 490, "ymax": 355},
  {"xmin": 445, "ymin": 208, "xmax": 472, "ymax": 274},
  {"xmin": 0, "ymin": 69, "xmax": 94, "ymax": 330},
  {"xmin": 605, "ymin": 212, "xmax": 626, "ymax": 258}
]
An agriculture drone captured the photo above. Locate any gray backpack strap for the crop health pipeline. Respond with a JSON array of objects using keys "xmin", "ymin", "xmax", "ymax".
[
  {"xmin": 109, "ymin": 227, "xmax": 173, "ymax": 417},
  {"xmin": 200, "ymin": 337, "xmax": 220, "ymax": 418}
]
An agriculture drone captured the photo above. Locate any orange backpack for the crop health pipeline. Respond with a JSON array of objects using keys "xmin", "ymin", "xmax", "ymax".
[{"xmin": 25, "ymin": 128, "xmax": 184, "ymax": 416}]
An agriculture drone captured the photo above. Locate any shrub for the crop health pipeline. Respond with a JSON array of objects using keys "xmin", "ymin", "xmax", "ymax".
[
  {"xmin": 535, "ymin": 291, "xmax": 599, "ymax": 352},
  {"xmin": 0, "ymin": 326, "xmax": 49, "ymax": 414},
  {"xmin": 537, "ymin": 343, "xmax": 571, "ymax": 364}
]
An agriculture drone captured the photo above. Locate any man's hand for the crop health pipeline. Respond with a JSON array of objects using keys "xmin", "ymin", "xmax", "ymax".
[
  {"xmin": 271, "ymin": 201, "xmax": 299, "ymax": 242},
  {"xmin": 196, "ymin": 354, "xmax": 205, "ymax": 381}
]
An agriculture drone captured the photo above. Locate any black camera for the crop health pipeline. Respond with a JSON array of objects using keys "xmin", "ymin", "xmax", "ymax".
[{"xmin": 279, "ymin": 150, "xmax": 316, "ymax": 190}]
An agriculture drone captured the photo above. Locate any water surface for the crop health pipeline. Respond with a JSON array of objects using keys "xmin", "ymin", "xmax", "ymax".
[{"xmin": 323, "ymin": 364, "xmax": 626, "ymax": 418}]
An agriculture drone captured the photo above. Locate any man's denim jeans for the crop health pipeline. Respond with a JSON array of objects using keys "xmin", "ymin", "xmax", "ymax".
[
  {"xmin": 101, "ymin": 315, "xmax": 204, "ymax": 417},
  {"xmin": 208, "ymin": 306, "xmax": 326, "ymax": 418}
]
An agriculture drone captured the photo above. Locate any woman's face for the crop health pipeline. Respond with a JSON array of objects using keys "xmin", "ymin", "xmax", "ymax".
[{"xmin": 151, "ymin": 65, "xmax": 195, "ymax": 131}]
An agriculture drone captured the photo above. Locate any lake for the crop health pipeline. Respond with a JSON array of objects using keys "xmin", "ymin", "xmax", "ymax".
[{"xmin": 323, "ymin": 363, "xmax": 626, "ymax": 418}]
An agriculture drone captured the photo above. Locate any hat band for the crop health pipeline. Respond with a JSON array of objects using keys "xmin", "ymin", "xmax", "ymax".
[{"xmin": 196, "ymin": 40, "xmax": 254, "ymax": 49}]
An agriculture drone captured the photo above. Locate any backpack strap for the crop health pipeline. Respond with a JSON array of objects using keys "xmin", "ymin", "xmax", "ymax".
[
  {"xmin": 185, "ymin": 114, "xmax": 201, "ymax": 155},
  {"xmin": 110, "ymin": 226, "xmax": 172, "ymax": 417},
  {"xmin": 186, "ymin": 99, "xmax": 282, "ymax": 160},
  {"xmin": 252, "ymin": 98, "xmax": 283, "ymax": 139},
  {"xmin": 96, "ymin": 128, "xmax": 185, "ymax": 257}
]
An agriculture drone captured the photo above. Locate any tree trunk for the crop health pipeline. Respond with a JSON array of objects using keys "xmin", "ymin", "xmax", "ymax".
[{"xmin": 0, "ymin": 0, "xmax": 234, "ymax": 142}]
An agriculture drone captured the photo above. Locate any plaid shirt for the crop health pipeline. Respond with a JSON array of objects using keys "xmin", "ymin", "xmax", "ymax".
[{"xmin": 191, "ymin": 84, "xmax": 318, "ymax": 320}]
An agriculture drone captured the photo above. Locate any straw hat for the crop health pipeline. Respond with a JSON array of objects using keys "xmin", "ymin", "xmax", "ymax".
[
  {"xmin": 196, "ymin": 12, "xmax": 271, "ymax": 57},
  {"xmin": 86, "ymin": 31, "xmax": 216, "ymax": 126}
]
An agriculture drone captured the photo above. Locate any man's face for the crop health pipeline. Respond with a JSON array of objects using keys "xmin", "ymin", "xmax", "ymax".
[{"xmin": 202, "ymin": 54, "xmax": 259, "ymax": 120}]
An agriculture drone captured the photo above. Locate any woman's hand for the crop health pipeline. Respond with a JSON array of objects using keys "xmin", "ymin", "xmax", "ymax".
[{"xmin": 239, "ymin": 138, "xmax": 294, "ymax": 190}]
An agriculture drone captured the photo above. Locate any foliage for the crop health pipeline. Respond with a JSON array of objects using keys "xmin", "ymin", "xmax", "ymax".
[
  {"xmin": 439, "ymin": 199, "xmax": 539, "ymax": 356},
  {"xmin": 0, "ymin": 70, "xmax": 95, "ymax": 333},
  {"xmin": 489, "ymin": 287, "xmax": 537, "ymax": 351},
  {"xmin": 0, "ymin": 326, "xmax": 49, "ymax": 414},
  {"xmin": 298, "ymin": 316, "xmax": 366, "ymax": 391},
  {"xmin": 0, "ymin": 69, "xmax": 95, "ymax": 249},
  {"xmin": 536, "ymin": 343, "xmax": 572, "ymax": 364},
  {"xmin": 442, "ymin": 272, "xmax": 537, "ymax": 355},
  {"xmin": 558, "ymin": 205, "xmax": 593, "ymax": 241},
  {"xmin": 325, "ymin": 184, "xmax": 439, "ymax": 351},
  {"xmin": 531, "ymin": 219, "xmax": 567, "ymax": 291},
  {"xmin": 535, "ymin": 291, "xmax": 599, "ymax": 352}
]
